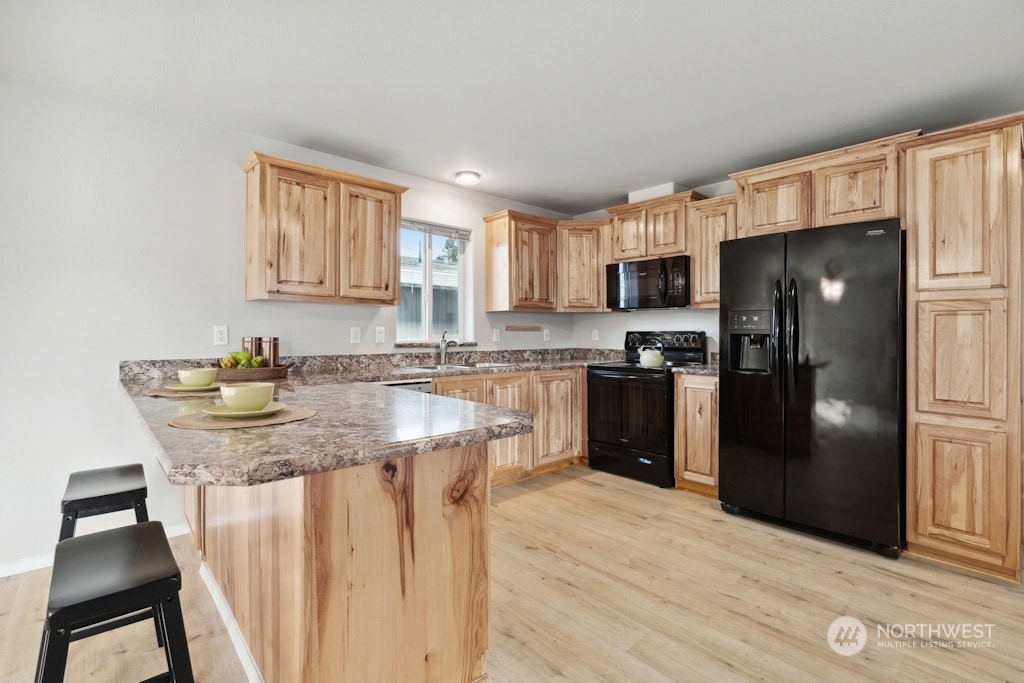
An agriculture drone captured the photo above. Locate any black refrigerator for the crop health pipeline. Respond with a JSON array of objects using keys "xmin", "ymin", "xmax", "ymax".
[{"xmin": 718, "ymin": 219, "xmax": 905, "ymax": 555}]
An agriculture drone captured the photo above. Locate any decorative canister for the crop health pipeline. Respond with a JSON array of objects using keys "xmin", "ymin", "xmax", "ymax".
[{"xmin": 242, "ymin": 336, "xmax": 280, "ymax": 367}]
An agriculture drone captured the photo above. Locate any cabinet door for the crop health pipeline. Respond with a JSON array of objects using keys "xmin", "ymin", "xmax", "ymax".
[
  {"xmin": 512, "ymin": 221, "xmax": 557, "ymax": 310},
  {"xmin": 916, "ymin": 299, "xmax": 1007, "ymax": 420},
  {"xmin": 687, "ymin": 197, "xmax": 737, "ymax": 306},
  {"xmin": 610, "ymin": 208, "xmax": 647, "ymax": 261},
  {"xmin": 433, "ymin": 376, "xmax": 485, "ymax": 403},
  {"xmin": 265, "ymin": 165, "xmax": 338, "ymax": 297},
  {"xmin": 182, "ymin": 486, "xmax": 204, "ymax": 556},
  {"xmin": 814, "ymin": 154, "xmax": 896, "ymax": 226},
  {"xmin": 339, "ymin": 183, "xmax": 398, "ymax": 302},
  {"xmin": 911, "ymin": 423, "xmax": 1010, "ymax": 565},
  {"xmin": 532, "ymin": 369, "xmax": 581, "ymax": 469},
  {"xmin": 558, "ymin": 223, "xmax": 605, "ymax": 311},
  {"xmin": 738, "ymin": 171, "xmax": 811, "ymax": 237},
  {"xmin": 905, "ymin": 127, "xmax": 1018, "ymax": 290},
  {"xmin": 486, "ymin": 373, "xmax": 532, "ymax": 484},
  {"xmin": 674, "ymin": 376, "xmax": 719, "ymax": 492},
  {"xmin": 646, "ymin": 200, "xmax": 686, "ymax": 256}
]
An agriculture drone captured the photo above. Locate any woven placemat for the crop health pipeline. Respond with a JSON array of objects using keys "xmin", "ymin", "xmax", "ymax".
[
  {"xmin": 148, "ymin": 388, "xmax": 222, "ymax": 399},
  {"xmin": 169, "ymin": 407, "xmax": 316, "ymax": 430}
]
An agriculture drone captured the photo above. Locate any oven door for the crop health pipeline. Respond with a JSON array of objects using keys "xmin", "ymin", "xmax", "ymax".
[{"xmin": 586, "ymin": 368, "xmax": 672, "ymax": 455}]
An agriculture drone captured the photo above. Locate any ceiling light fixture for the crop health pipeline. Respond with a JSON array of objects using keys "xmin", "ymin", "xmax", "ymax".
[{"xmin": 455, "ymin": 170, "xmax": 481, "ymax": 186}]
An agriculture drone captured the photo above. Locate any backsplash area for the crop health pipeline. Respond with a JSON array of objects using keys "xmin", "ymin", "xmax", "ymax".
[{"xmin": 119, "ymin": 348, "xmax": 625, "ymax": 383}]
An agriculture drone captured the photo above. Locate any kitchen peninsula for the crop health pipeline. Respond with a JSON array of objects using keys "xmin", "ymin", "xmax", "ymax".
[{"xmin": 122, "ymin": 375, "xmax": 533, "ymax": 683}]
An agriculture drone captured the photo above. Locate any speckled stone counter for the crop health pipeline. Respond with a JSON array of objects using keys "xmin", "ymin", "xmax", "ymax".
[
  {"xmin": 671, "ymin": 363, "xmax": 720, "ymax": 377},
  {"xmin": 123, "ymin": 377, "xmax": 533, "ymax": 486}
]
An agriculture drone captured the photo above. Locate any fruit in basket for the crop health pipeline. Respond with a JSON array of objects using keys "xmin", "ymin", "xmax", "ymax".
[
  {"xmin": 219, "ymin": 356, "xmax": 237, "ymax": 369},
  {"xmin": 229, "ymin": 350, "xmax": 253, "ymax": 364},
  {"xmin": 252, "ymin": 356, "xmax": 266, "ymax": 368}
]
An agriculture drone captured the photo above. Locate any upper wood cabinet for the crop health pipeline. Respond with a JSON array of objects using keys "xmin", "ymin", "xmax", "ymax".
[
  {"xmin": 901, "ymin": 117, "xmax": 1022, "ymax": 582},
  {"xmin": 731, "ymin": 130, "xmax": 918, "ymax": 237},
  {"xmin": 686, "ymin": 195, "xmax": 737, "ymax": 307},
  {"xmin": 674, "ymin": 375, "xmax": 719, "ymax": 497},
  {"xmin": 903, "ymin": 127, "xmax": 1017, "ymax": 291},
  {"xmin": 606, "ymin": 191, "xmax": 704, "ymax": 262},
  {"xmin": 557, "ymin": 220, "xmax": 607, "ymax": 312},
  {"xmin": 243, "ymin": 152, "xmax": 406, "ymax": 305},
  {"xmin": 484, "ymin": 210, "xmax": 558, "ymax": 312}
]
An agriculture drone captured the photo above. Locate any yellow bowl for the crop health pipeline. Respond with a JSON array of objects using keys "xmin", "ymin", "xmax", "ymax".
[
  {"xmin": 220, "ymin": 382, "xmax": 275, "ymax": 412},
  {"xmin": 178, "ymin": 368, "xmax": 218, "ymax": 387}
]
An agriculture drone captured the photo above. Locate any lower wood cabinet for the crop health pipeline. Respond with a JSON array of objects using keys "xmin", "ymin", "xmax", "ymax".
[
  {"xmin": 673, "ymin": 374, "xmax": 719, "ymax": 497},
  {"xmin": 435, "ymin": 368, "xmax": 582, "ymax": 486},
  {"xmin": 182, "ymin": 485, "xmax": 204, "ymax": 556}
]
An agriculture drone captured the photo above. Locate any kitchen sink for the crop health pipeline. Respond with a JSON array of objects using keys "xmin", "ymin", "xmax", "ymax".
[
  {"xmin": 402, "ymin": 364, "xmax": 468, "ymax": 371},
  {"xmin": 458, "ymin": 362, "xmax": 514, "ymax": 368}
]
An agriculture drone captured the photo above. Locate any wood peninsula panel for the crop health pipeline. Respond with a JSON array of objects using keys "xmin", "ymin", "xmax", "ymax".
[
  {"xmin": 202, "ymin": 445, "xmax": 490, "ymax": 682},
  {"xmin": 916, "ymin": 299, "xmax": 1007, "ymax": 420}
]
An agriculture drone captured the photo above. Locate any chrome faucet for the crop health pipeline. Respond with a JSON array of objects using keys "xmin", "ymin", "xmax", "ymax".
[{"xmin": 439, "ymin": 331, "xmax": 459, "ymax": 365}]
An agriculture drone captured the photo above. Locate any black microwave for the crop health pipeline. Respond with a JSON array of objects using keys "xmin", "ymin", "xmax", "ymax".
[{"xmin": 606, "ymin": 256, "xmax": 690, "ymax": 310}]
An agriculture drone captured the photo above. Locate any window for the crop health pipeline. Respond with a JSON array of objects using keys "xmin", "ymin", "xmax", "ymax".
[{"xmin": 397, "ymin": 220, "xmax": 469, "ymax": 342}]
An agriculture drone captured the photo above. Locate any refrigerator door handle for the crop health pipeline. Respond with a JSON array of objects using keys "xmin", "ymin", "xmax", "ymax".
[
  {"xmin": 772, "ymin": 279, "xmax": 783, "ymax": 403},
  {"xmin": 786, "ymin": 277, "xmax": 798, "ymax": 402}
]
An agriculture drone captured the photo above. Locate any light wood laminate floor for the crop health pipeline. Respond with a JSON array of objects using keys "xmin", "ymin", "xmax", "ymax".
[{"xmin": 3, "ymin": 466, "xmax": 1023, "ymax": 681}]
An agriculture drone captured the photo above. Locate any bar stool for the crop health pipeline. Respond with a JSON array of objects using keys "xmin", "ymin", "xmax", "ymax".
[
  {"xmin": 60, "ymin": 463, "xmax": 149, "ymax": 541},
  {"xmin": 35, "ymin": 521, "xmax": 194, "ymax": 683}
]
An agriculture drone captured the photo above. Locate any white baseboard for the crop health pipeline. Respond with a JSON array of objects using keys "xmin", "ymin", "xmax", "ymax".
[
  {"xmin": 198, "ymin": 562, "xmax": 264, "ymax": 682},
  {"xmin": 0, "ymin": 523, "xmax": 192, "ymax": 579}
]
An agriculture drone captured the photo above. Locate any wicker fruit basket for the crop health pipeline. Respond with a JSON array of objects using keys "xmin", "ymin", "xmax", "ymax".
[{"xmin": 215, "ymin": 362, "xmax": 294, "ymax": 382}]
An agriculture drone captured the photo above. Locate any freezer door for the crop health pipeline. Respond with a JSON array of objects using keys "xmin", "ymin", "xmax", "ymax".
[
  {"xmin": 783, "ymin": 220, "xmax": 903, "ymax": 547},
  {"xmin": 718, "ymin": 233, "xmax": 786, "ymax": 518}
]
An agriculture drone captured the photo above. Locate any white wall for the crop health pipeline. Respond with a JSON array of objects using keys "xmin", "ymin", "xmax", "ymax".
[{"xmin": 0, "ymin": 74, "xmax": 585, "ymax": 572}]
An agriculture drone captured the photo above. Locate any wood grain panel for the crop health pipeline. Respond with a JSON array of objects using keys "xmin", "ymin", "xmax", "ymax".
[
  {"xmin": 339, "ymin": 183, "xmax": 398, "ymax": 302},
  {"xmin": 557, "ymin": 221, "xmax": 606, "ymax": 311},
  {"xmin": 815, "ymin": 154, "xmax": 896, "ymax": 225},
  {"xmin": 486, "ymin": 373, "xmax": 532, "ymax": 485},
  {"xmin": 201, "ymin": 445, "xmax": 490, "ymax": 682},
  {"xmin": 266, "ymin": 166, "xmax": 338, "ymax": 297},
  {"xmin": 913, "ymin": 423, "xmax": 1008, "ymax": 561},
  {"xmin": 905, "ymin": 128, "xmax": 1015, "ymax": 290},
  {"xmin": 674, "ymin": 375, "xmax": 719, "ymax": 495},
  {"xmin": 916, "ymin": 299, "xmax": 1007, "ymax": 420},
  {"xmin": 609, "ymin": 208, "xmax": 646, "ymax": 261},
  {"xmin": 687, "ymin": 195, "xmax": 737, "ymax": 307},
  {"xmin": 646, "ymin": 200, "xmax": 685, "ymax": 255},
  {"xmin": 531, "ymin": 369, "xmax": 580, "ymax": 469},
  {"xmin": 741, "ymin": 172, "xmax": 811, "ymax": 236},
  {"xmin": 513, "ymin": 221, "xmax": 557, "ymax": 309}
]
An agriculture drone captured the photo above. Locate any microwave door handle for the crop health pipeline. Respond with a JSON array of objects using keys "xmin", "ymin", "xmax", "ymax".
[{"xmin": 658, "ymin": 263, "xmax": 667, "ymax": 305}]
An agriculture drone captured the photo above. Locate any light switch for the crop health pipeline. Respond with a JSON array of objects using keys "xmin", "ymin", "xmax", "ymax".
[
  {"xmin": 492, "ymin": 328, "xmax": 500, "ymax": 342},
  {"xmin": 543, "ymin": 328, "xmax": 550, "ymax": 341},
  {"xmin": 375, "ymin": 327, "xmax": 385, "ymax": 343},
  {"xmin": 350, "ymin": 327, "xmax": 361, "ymax": 343},
  {"xmin": 591, "ymin": 329, "xmax": 599, "ymax": 342}
]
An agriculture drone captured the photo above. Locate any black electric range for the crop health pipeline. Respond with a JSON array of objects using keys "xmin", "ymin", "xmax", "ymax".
[{"xmin": 586, "ymin": 331, "xmax": 707, "ymax": 487}]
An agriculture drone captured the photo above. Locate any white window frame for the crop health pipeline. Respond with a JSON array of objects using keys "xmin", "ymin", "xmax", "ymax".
[{"xmin": 398, "ymin": 219, "xmax": 470, "ymax": 342}]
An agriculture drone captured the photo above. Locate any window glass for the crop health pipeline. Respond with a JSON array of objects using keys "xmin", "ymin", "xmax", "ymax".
[{"xmin": 398, "ymin": 221, "xmax": 469, "ymax": 342}]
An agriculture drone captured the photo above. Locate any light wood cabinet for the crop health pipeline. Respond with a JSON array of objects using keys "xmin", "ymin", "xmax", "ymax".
[
  {"xmin": 531, "ymin": 369, "xmax": 582, "ymax": 470},
  {"xmin": 243, "ymin": 152, "xmax": 406, "ymax": 305},
  {"xmin": 557, "ymin": 220, "xmax": 607, "ymax": 311},
  {"xmin": 182, "ymin": 485, "xmax": 204, "ymax": 556},
  {"xmin": 732, "ymin": 130, "xmax": 917, "ymax": 238},
  {"xmin": 606, "ymin": 191, "xmax": 704, "ymax": 262},
  {"xmin": 484, "ymin": 210, "xmax": 558, "ymax": 312},
  {"xmin": 435, "ymin": 368, "xmax": 582, "ymax": 484},
  {"xmin": 902, "ymin": 118, "xmax": 1022, "ymax": 582},
  {"xmin": 486, "ymin": 373, "xmax": 533, "ymax": 486},
  {"xmin": 674, "ymin": 375, "xmax": 719, "ymax": 497},
  {"xmin": 686, "ymin": 195, "xmax": 737, "ymax": 307}
]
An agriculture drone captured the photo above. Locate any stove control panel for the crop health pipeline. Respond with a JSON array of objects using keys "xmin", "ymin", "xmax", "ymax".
[{"xmin": 624, "ymin": 330, "xmax": 707, "ymax": 351}]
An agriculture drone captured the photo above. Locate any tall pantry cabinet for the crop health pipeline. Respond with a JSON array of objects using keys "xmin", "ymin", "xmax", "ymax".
[{"xmin": 901, "ymin": 117, "xmax": 1023, "ymax": 581}]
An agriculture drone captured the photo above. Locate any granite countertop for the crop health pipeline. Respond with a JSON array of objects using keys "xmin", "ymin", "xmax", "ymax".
[
  {"xmin": 123, "ymin": 376, "xmax": 533, "ymax": 487},
  {"xmin": 671, "ymin": 364, "xmax": 720, "ymax": 377}
]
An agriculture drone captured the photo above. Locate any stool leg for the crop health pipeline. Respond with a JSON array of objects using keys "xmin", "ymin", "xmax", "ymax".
[
  {"xmin": 58, "ymin": 513, "xmax": 77, "ymax": 542},
  {"xmin": 158, "ymin": 594, "xmax": 194, "ymax": 683},
  {"xmin": 35, "ymin": 624, "xmax": 70, "ymax": 683},
  {"xmin": 134, "ymin": 499, "xmax": 150, "ymax": 523},
  {"xmin": 153, "ymin": 605, "xmax": 166, "ymax": 648}
]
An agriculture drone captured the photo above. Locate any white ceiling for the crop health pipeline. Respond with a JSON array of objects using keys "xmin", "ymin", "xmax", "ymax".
[{"xmin": 3, "ymin": 1, "xmax": 1024, "ymax": 215}]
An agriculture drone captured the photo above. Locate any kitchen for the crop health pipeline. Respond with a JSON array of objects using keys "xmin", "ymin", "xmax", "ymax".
[{"xmin": 3, "ymin": 3, "xmax": 1024, "ymax": 682}]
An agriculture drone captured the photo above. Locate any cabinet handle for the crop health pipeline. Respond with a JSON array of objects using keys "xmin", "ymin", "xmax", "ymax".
[{"xmin": 638, "ymin": 458, "xmax": 653, "ymax": 465}]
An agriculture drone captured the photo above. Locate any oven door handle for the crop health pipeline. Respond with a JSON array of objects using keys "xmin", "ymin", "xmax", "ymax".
[{"xmin": 587, "ymin": 371, "xmax": 667, "ymax": 382}]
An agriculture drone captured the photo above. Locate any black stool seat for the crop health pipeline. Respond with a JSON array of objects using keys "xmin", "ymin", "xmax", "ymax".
[
  {"xmin": 60, "ymin": 463, "xmax": 148, "ymax": 541},
  {"xmin": 36, "ymin": 521, "xmax": 194, "ymax": 683}
]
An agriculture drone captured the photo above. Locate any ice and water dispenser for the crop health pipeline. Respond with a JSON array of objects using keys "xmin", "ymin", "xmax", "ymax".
[{"xmin": 728, "ymin": 310, "xmax": 772, "ymax": 372}]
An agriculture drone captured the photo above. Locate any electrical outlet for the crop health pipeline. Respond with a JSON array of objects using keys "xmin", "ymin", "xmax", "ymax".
[
  {"xmin": 591, "ymin": 329, "xmax": 599, "ymax": 342},
  {"xmin": 492, "ymin": 328, "xmax": 500, "ymax": 343},
  {"xmin": 375, "ymin": 326, "xmax": 385, "ymax": 343},
  {"xmin": 543, "ymin": 328, "xmax": 550, "ymax": 342},
  {"xmin": 350, "ymin": 327, "xmax": 361, "ymax": 343},
  {"xmin": 213, "ymin": 325, "xmax": 228, "ymax": 346}
]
